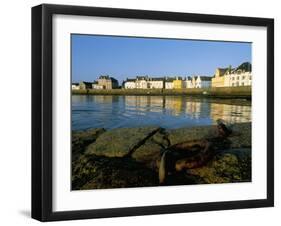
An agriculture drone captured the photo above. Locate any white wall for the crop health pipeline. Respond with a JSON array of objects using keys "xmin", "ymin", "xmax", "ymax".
[{"xmin": 0, "ymin": 0, "xmax": 279, "ymax": 225}]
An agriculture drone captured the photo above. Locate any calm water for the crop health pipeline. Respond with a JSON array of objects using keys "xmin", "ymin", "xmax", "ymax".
[{"xmin": 72, "ymin": 95, "xmax": 251, "ymax": 131}]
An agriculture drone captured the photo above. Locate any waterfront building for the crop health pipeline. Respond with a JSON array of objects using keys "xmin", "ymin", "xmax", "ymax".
[
  {"xmin": 97, "ymin": 75, "xmax": 119, "ymax": 89},
  {"xmin": 92, "ymin": 81, "xmax": 104, "ymax": 89},
  {"xmin": 135, "ymin": 76, "xmax": 149, "ymax": 89},
  {"xmin": 173, "ymin": 77, "xmax": 183, "ymax": 89},
  {"xmin": 79, "ymin": 81, "xmax": 93, "ymax": 90},
  {"xmin": 211, "ymin": 68, "xmax": 230, "ymax": 87},
  {"xmin": 229, "ymin": 70, "xmax": 252, "ymax": 87},
  {"xmin": 165, "ymin": 77, "xmax": 175, "ymax": 89},
  {"xmin": 148, "ymin": 77, "xmax": 165, "ymax": 89},
  {"xmin": 211, "ymin": 62, "xmax": 252, "ymax": 87},
  {"xmin": 72, "ymin": 83, "xmax": 79, "ymax": 90},
  {"xmin": 183, "ymin": 76, "xmax": 193, "ymax": 88},
  {"xmin": 124, "ymin": 78, "xmax": 136, "ymax": 89},
  {"xmin": 196, "ymin": 76, "xmax": 212, "ymax": 88},
  {"xmin": 191, "ymin": 76, "xmax": 197, "ymax": 88}
]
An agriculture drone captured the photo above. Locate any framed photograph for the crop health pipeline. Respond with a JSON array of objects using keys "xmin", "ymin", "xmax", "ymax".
[{"xmin": 32, "ymin": 4, "xmax": 274, "ymax": 221}]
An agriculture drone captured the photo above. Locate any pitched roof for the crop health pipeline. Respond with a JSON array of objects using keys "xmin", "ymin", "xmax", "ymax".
[
  {"xmin": 126, "ymin": 78, "xmax": 136, "ymax": 82},
  {"xmin": 200, "ymin": 76, "xmax": 212, "ymax": 81},
  {"xmin": 149, "ymin": 77, "xmax": 165, "ymax": 81},
  {"xmin": 80, "ymin": 81, "xmax": 93, "ymax": 85},
  {"xmin": 165, "ymin": 77, "xmax": 175, "ymax": 82},
  {"xmin": 235, "ymin": 62, "xmax": 252, "ymax": 72}
]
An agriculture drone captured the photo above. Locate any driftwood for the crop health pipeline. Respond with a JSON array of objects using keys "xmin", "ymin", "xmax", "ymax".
[{"xmin": 159, "ymin": 120, "xmax": 232, "ymax": 184}]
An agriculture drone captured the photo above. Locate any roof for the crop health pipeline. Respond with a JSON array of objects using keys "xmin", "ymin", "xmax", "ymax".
[
  {"xmin": 200, "ymin": 76, "xmax": 212, "ymax": 81},
  {"xmin": 136, "ymin": 76, "xmax": 149, "ymax": 80},
  {"xmin": 234, "ymin": 62, "xmax": 252, "ymax": 72},
  {"xmin": 125, "ymin": 78, "xmax": 136, "ymax": 82},
  {"xmin": 165, "ymin": 77, "xmax": 176, "ymax": 82},
  {"xmin": 149, "ymin": 77, "xmax": 165, "ymax": 81},
  {"xmin": 99, "ymin": 75, "xmax": 110, "ymax": 79},
  {"xmin": 72, "ymin": 82, "xmax": 79, "ymax": 86},
  {"xmin": 80, "ymin": 81, "xmax": 92, "ymax": 85},
  {"xmin": 98, "ymin": 75, "xmax": 118, "ymax": 83},
  {"xmin": 216, "ymin": 68, "xmax": 229, "ymax": 76}
]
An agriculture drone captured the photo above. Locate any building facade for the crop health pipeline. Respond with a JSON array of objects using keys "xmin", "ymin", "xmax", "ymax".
[
  {"xmin": 211, "ymin": 68, "xmax": 229, "ymax": 87},
  {"xmin": 97, "ymin": 75, "xmax": 119, "ymax": 89},
  {"xmin": 92, "ymin": 81, "xmax": 104, "ymax": 89},
  {"xmin": 197, "ymin": 76, "xmax": 212, "ymax": 88},
  {"xmin": 183, "ymin": 77, "xmax": 193, "ymax": 88},
  {"xmin": 72, "ymin": 83, "xmax": 79, "ymax": 90},
  {"xmin": 135, "ymin": 76, "xmax": 149, "ymax": 89},
  {"xmin": 79, "ymin": 81, "xmax": 93, "ymax": 90},
  {"xmin": 211, "ymin": 62, "xmax": 252, "ymax": 87},
  {"xmin": 148, "ymin": 77, "xmax": 165, "ymax": 89},
  {"xmin": 165, "ymin": 77, "xmax": 174, "ymax": 89},
  {"xmin": 229, "ymin": 71, "xmax": 252, "ymax": 87},
  {"xmin": 173, "ymin": 77, "xmax": 183, "ymax": 89},
  {"xmin": 124, "ymin": 79, "xmax": 136, "ymax": 89}
]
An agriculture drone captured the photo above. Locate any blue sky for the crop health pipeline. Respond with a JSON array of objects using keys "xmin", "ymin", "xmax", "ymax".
[{"xmin": 72, "ymin": 34, "xmax": 251, "ymax": 83}]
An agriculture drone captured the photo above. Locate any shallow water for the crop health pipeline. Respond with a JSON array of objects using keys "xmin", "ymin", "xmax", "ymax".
[{"xmin": 72, "ymin": 95, "xmax": 251, "ymax": 130}]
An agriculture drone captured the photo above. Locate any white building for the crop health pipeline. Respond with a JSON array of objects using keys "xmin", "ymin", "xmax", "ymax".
[
  {"xmin": 211, "ymin": 62, "xmax": 252, "ymax": 87},
  {"xmin": 183, "ymin": 76, "xmax": 193, "ymax": 88},
  {"xmin": 124, "ymin": 79, "xmax": 136, "ymax": 89},
  {"xmin": 71, "ymin": 83, "xmax": 79, "ymax": 90},
  {"xmin": 229, "ymin": 71, "xmax": 252, "ymax": 87},
  {"xmin": 148, "ymin": 78, "xmax": 165, "ymax": 89},
  {"xmin": 165, "ymin": 77, "xmax": 174, "ymax": 89},
  {"xmin": 92, "ymin": 82, "xmax": 104, "ymax": 89},
  {"xmin": 135, "ymin": 76, "xmax": 149, "ymax": 89},
  {"xmin": 191, "ymin": 76, "xmax": 197, "ymax": 88}
]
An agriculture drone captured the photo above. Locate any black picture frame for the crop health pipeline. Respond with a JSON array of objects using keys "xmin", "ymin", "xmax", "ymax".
[{"xmin": 32, "ymin": 3, "xmax": 274, "ymax": 222}]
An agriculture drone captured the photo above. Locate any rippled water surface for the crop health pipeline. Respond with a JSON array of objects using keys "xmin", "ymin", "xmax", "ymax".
[{"xmin": 72, "ymin": 95, "xmax": 251, "ymax": 131}]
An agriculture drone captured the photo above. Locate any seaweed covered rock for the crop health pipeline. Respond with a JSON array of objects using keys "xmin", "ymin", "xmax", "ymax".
[
  {"xmin": 72, "ymin": 128, "xmax": 105, "ymax": 161},
  {"xmin": 131, "ymin": 129, "xmax": 170, "ymax": 169},
  {"xmin": 72, "ymin": 154, "xmax": 158, "ymax": 190},
  {"xmin": 229, "ymin": 123, "xmax": 251, "ymax": 148},
  {"xmin": 85, "ymin": 127, "xmax": 160, "ymax": 157},
  {"xmin": 168, "ymin": 125, "xmax": 216, "ymax": 146},
  {"xmin": 187, "ymin": 148, "xmax": 251, "ymax": 184}
]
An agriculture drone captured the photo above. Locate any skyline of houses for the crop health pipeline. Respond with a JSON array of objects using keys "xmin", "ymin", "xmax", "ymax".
[{"xmin": 72, "ymin": 62, "xmax": 252, "ymax": 90}]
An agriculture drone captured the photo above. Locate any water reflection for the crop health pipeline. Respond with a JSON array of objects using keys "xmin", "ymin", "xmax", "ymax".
[
  {"xmin": 72, "ymin": 95, "xmax": 251, "ymax": 130},
  {"xmin": 210, "ymin": 103, "xmax": 251, "ymax": 124}
]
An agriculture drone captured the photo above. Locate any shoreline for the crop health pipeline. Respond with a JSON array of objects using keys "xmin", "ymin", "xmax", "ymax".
[{"xmin": 72, "ymin": 86, "xmax": 252, "ymax": 99}]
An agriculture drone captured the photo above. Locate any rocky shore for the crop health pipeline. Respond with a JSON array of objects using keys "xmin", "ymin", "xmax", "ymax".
[{"xmin": 72, "ymin": 123, "xmax": 251, "ymax": 190}]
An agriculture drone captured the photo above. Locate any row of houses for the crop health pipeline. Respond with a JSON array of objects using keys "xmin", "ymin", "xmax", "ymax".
[
  {"xmin": 123, "ymin": 75, "xmax": 212, "ymax": 89},
  {"xmin": 72, "ymin": 62, "xmax": 252, "ymax": 90},
  {"xmin": 123, "ymin": 62, "xmax": 252, "ymax": 89},
  {"xmin": 72, "ymin": 75, "xmax": 119, "ymax": 90}
]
